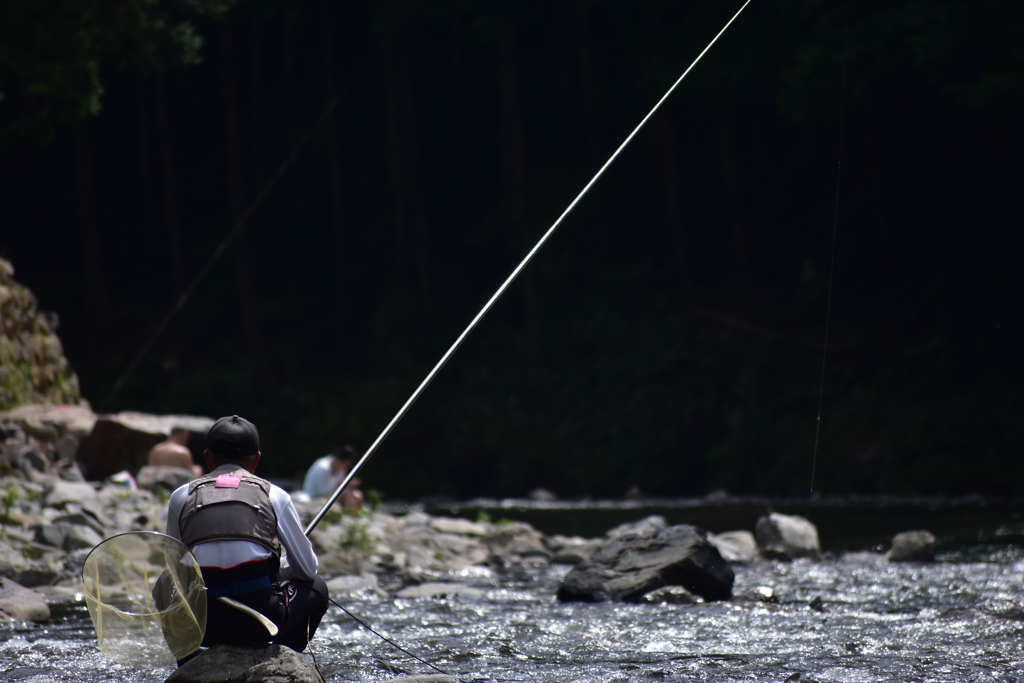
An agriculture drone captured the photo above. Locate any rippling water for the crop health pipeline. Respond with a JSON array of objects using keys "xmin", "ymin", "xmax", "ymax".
[{"xmin": 5, "ymin": 544, "xmax": 1024, "ymax": 683}]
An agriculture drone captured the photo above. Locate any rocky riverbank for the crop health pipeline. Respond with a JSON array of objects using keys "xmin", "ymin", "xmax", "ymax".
[{"xmin": 0, "ymin": 403, "xmax": 938, "ymax": 625}]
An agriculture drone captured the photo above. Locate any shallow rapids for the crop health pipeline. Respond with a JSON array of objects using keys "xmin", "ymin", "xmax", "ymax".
[{"xmin": 4, "ymin": 543, "xmax": 1024, "ymax": 682}]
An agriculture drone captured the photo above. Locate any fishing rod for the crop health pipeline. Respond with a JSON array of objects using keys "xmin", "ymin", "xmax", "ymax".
[{"xmin": 304, "ymin": 0, "xmax": 754, "ymax": 537}]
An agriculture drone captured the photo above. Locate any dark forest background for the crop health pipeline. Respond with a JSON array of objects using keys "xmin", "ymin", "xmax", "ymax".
[{"xmin": 1, "ymin": 0, "xmax": 1022, "ymax": 500}]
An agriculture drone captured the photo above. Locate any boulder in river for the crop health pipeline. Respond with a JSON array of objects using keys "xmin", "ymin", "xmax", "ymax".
[
  {"xmin": 887, "ymin": 530, "xmax": 937, "ymax": 563},
  {"xmin": 556, "ymin": 523, "xmax": 734, "ymax": 603},
  {"xmin": 708, "ymin": 530, "xmax": 758, "ymax": 563},
  {"xmin": 0, "ymin": 576, "xmax": 50, "ymax": 622},
  {"xmin": 755, "ymin": 512, "xmax": 820, "ymax": 560},
  {"xmin": 165, "ymin": 644, "xmax": 320, "ymax": 683}
]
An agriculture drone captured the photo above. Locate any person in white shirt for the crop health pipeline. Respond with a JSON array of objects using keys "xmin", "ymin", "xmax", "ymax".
[
  {"xmin": 301, "ymin": 444, "xmax": 364, "ymax": 510},
  {"xmin": 165, "ymin": 415, "xmax": 328, "ymax": 657}
]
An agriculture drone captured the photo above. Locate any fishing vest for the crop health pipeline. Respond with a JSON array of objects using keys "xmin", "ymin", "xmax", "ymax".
[{"xmin": 178, "ymin": 469, "xmax": 281, "ymax": 557}]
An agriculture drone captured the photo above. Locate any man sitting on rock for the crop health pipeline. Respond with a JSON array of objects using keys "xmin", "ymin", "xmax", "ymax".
[
  {"xmin": 147, "ymin": 427, "xmax": 202, "ymax": 477},
  {"xmin": 165, "ymin": 415, "xmax": 329, "ymax": 656}
]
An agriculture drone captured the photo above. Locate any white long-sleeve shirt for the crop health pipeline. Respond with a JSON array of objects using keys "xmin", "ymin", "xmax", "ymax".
[{"xmin": 166, "ymin": 464, "xmax": 318, "ymax": 581}]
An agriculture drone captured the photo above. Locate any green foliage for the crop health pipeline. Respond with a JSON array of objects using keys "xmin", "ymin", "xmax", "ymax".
[
  {"xmin": 363, "ymin": 488, "xmax": 383, "ymax": 512},
  {"xmin": 338, "ymin": 520, "xmax": 374, "ymax": 555},
  {"xmin": 0, "ymin": 0, "xmax": 238, "ymax": 137},
  {"xmin": 475, "ymin": 510, "xmax": 492, "ymax": 524}
]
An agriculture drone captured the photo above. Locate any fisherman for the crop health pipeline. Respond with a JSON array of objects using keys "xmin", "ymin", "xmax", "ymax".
[
  {"xmin": 147, "ymin": 427, "xmax": 202, "ymax": 476},
  {"xmin": 301, "ymin": 443, "xmax": 364, "ymax": 510},
  {"xmin": 164, "ymin": 415, "xmax": 329, "ymax": 655}
]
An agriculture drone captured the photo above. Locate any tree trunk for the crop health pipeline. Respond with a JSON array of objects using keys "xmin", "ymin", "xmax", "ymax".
[
  {"xmin": 75, "ymin": 118, "xmax": 110, "ymax": 318},
  {"xmin": 135, "ymin": 75, "xmax": 158, "ymax": 255},
  {"xmin": 651, "ymin": 101, "xmax": 691, "ymax": 289},
  {"xmin": 155, "ymin": 76, "xmax": 186, "ymax": 300},
  {"xmin": 222, "ymin": 21, "xmax": 266, "ymax": 359},
  {"xmin": 717, "ymin": 94, "xmax": 752, "ymax": 286},
  {"xmin": 321, "ymin": 0, "xmax": 346, "ymax": 331},
  {"xmin": 575, "ymin": 0, "xmax": 601, "ymax": 170},
  {"xmin": 283, "ymin": 15, "xmax": 303, "ymax": 214},
  {"xmin": 500, "ymin": 24, "xmax": 536, "ymax": 332},
  {"xmin": 398, "ymin": 31, "xmax": 431, "ymax": 303},
  {"xmin": 384, "ymin": 31, "xmax": 410, "ymax": 285}
]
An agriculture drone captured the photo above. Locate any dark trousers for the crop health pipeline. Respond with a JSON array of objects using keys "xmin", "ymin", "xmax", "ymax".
[{"xmin": 203, "ymin": 576, "xmax": 330, "ymax": 652}]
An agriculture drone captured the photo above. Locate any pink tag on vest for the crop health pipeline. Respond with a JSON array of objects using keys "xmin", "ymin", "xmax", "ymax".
[{"xmin": 215, "ymin": 473, "xmax": 242, "ymax": 488}]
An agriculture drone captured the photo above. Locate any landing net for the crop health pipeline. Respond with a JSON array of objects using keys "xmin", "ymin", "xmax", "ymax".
[{"xmin": 81, "ymin": 532, "xmax": 206, "ymax": 666}]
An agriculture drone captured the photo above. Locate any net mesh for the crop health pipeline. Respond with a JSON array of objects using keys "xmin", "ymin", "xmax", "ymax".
[{"xmin": 82, "ymin": 532, "xmax": 206, "ymax": 666}]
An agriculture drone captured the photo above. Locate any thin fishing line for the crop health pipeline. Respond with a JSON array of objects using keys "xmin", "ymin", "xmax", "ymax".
[
  {"xmin": 810, "ymin": 16, "xmax": 850, "ymax": 493},
  {"xmin": 316, "ymin": 589, "xmax": 469, "ymax": 683},
  {"xmin": 305, "ymin": 0, "xmax": 755, "ymax": 535},
  {"xmin": 98, "ymin": 41, "xmax": 385, "ymax": 412}
]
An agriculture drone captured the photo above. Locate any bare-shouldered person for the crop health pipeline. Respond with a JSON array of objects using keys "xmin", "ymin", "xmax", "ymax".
[{"xmin": 148, "ymin": 427, "xmax": 202, "ymax": 476}]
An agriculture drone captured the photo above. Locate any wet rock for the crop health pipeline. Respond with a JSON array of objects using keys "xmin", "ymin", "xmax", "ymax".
[
  {"xmin": 135, "ymin": 465, "xmax": 194, "ymax": 493},
  {"xmin": 732, "ymin": 586, "xmax": 778, "ymax": 604},
  {"xmin": 557, "ymin": 524, "xmax": 734, "ymax": 603},
  {"xmin": 708, "ymin": 530, "xmax": 758, "ymax": 563},
  {"xmin": 166, "ymin": 644, "xmax": 319, "ymax": 683},
  {"xmin": 324, "ymin": 573, "xmax": 383, "ymax": 597},
  {"xmin": 887, "ymin": 530, "xmax": 936, "ymax": 563},
  {"xmin": 384, "ymin": 676, "xmax": 460, "ymax": 683},
  {"xmin": 77, "ymin": 412, "xmax": 212, "ymax": 481},
  {"xmin": 0, "ymin": 577, "xmax": 50, "ymax": 622},
  {"xmin": 639, "ymin": 585, "xmax": 702, "ymax": 604},
  {"xmin": 546, "ymin": 535, "xmax": 603, "ymax": 565},
  {"xmin": 33, "ymin": 522, "xmax": 103, "ymax": 552},
  {"xmin": 606, "ymin": 515, "xmax": 666, "ymax": 541},
  {"xmin": 0, "ymin": 538, "xmax": 63, "ymax": 587},
  {"xmin": 755, "ymin": 513, "xmax": 820, "ymax": 560},
  {"xmin": 394, "ymin": 582, "xmax": 484, "ymax": 599},
  {"xmin": 808, "ymin": 596, "xmax": 826, "ymax": 612}
]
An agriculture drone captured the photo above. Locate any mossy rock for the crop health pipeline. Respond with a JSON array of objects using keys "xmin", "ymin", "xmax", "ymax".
[{"xmin": 0, "ymin": 259, "xmax": 81, "ymax": 410}]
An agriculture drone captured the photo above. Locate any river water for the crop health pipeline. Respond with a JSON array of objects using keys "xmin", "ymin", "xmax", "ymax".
[{"xmin": 4, "ymin": 502, "xmax": 1024, "ymax": 682}]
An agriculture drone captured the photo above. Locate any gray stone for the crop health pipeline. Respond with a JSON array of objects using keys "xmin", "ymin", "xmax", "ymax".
[
  {"xmin": 53, "ymin": 511, "xmax": 105, "ymax": 535},
  {"xmin": 324, "ymin": 573, "xmax": 382, "ymax": 596},
  {"xmin": 887, "ymin": 530, "xmax": 937, "ymax": 563},
  {"xmin": 56, "ymin": 434, "xmax": 79, "ymax": 461},
  {"xmin": 481, "ymin": 522, "xmax": 551, "ymax": 563},
  {"xmin": 0, "ymin": 577, "xmax": 50, "ymax": 622},
  {"xmin": 394, "ymin": 582, "xmax": 484, "ymax": 599},
  {"xmin": 732, "ymin": 586, "xmax": 778, "ymax": 604},
  {"xmin": 428, "ymin": 517, "xmax": 488, "ymax": 536},
  {"xmin": 0, "ymin": 404, "xmax": 96, "ymax": 440},
  {"xmin": 708, "ymin": 530, "xmax": 758, "ymax": 563},
  {"xmin": 546, "ymin": 535, "xmax": 603, "ymax": 565},
  {"xmin": 557, "ymin": 524, "xmax": 734, "ymax": 603},
  {"xmin": 606, "ymin": 515, "xmax": 667, "ymax": 540},
  {"xmin": 639, "ymin": 585, "xmax": 702, "ymax": 604},
  {"xmin": 43, "ymin": 480, "xmax": 98, "ymax": 507},
  {"xmin": 755, "ymin": 513, "xmax": 820, "ymax": 560},
  {"xmin": 166, "ymin": 644, "xmax": 320, "ymax": 683},
  {"xmin": 58, "ymin": 461, "xmax": 86, "ymax": 481},
  {"xmin": 136, "ymin": 465, "xmax": 194, "ymax": 492},
  {"xmin": 33, "ymin": 522, "xmax": 102, "ymax": 551}
]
